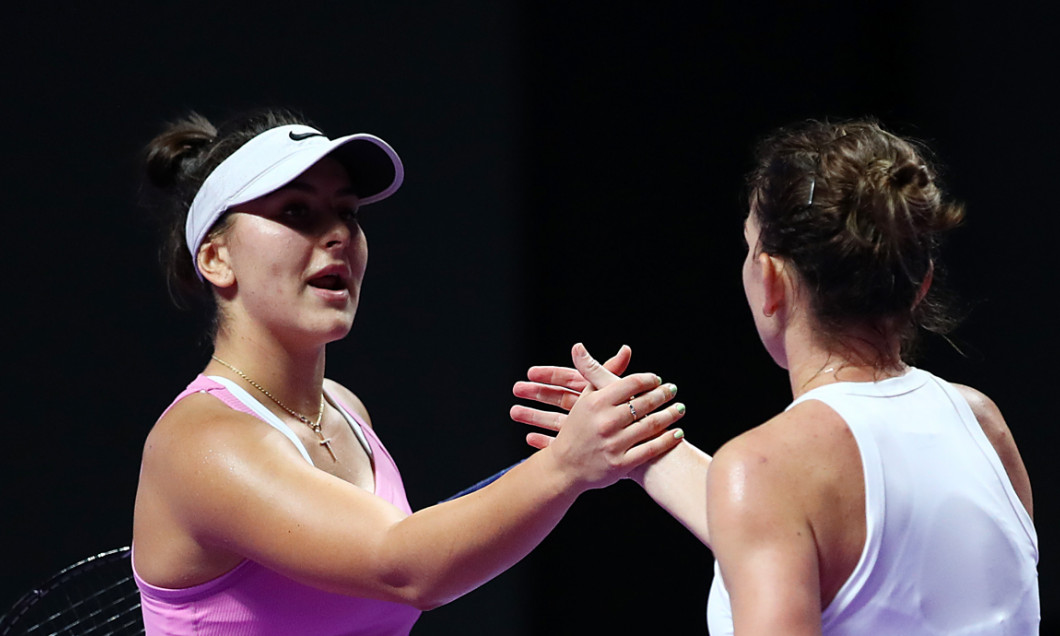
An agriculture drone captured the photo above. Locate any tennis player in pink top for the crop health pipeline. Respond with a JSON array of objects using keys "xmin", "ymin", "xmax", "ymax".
[{"xmin": 131, "ymin": 108, "xmax": 687, "ymax": 636}]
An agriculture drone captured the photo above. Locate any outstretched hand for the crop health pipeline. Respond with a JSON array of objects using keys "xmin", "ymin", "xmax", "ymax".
[
  {"xmin": 511, "ymin": 343, "xmax": 631, "ymax": 448},
  {"xmin": 511, "ymin": 344, "xmax": 683, "ymax": 490}
]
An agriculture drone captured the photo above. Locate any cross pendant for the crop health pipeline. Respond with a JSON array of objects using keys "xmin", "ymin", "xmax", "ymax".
[{"xmin": 318, "ymin": 436, "xmax": 337, "ymax": 461}]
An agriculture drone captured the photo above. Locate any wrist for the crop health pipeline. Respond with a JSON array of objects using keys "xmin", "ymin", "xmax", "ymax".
[
  {"xmin": 628, "ymin": 463, "xmax": 649, "ymax": 487},
  {"xmin": 533, "ymin": 445, "xmax": 590, "ymax": 499}
]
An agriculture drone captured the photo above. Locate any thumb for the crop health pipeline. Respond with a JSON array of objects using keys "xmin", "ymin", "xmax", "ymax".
[{"xmin": 572, "ymin": 342, "xmax": 621, "ymax": 390}]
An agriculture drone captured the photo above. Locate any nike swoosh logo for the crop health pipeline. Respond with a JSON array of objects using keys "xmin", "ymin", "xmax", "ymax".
[{"xmin": 289, "ymin": 131, "xmax": 325, "ymax": 141}]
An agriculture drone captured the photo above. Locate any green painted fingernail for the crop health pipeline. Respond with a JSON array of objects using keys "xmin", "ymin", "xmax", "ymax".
[
  {"xmin": 655, "ymin": 374, "xmax": 662, "ymax": 384},
  {"xmin": 676, "ymin": 403, "xmax": 686, "ymax": 414},
  {"xmin": 667, "ymin": 383, "xmax": 678, "ymax": 397},
  {"xmin": 673, "ymin": 429, "xmax": 685, "ymax": 439}
]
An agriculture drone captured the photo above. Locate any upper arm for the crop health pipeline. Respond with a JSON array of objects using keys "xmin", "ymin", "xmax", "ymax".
[
  {"xmin": 706, "ymin": 431, "xmax": 823, "ymax": 636},
  {"xmin": 137, "ymin": 395, "xmax": 411, "ymax": 598},
  {"xmin": 953, "ymin": 384, "xmax": 1033, "ymax": 519},
  {"xmin": 324, "ymin": 378, "xmax": 373, "ymax": 428}
]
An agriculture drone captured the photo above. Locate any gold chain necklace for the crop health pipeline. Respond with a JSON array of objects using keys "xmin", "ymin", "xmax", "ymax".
[{"xmin": 210, "ymin": 355, "xmax": 337, "ymax": 461}]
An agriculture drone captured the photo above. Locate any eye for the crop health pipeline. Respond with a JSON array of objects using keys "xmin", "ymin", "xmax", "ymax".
[
  {"xmin": 338, "ymin": 206, "xmax": 360, "ymax": 223},
  {"xmin": 282, "ymin": 202, "xmax": 311, "ymax": 220}
]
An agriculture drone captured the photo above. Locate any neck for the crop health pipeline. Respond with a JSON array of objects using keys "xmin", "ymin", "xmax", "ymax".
[
  {"xmin": 209, "ymin": 324, "xmax": 328, "ymax": 417},
  {"xmin": 784, "ymin": 323, "xmax": 905, "ymax": 398}
]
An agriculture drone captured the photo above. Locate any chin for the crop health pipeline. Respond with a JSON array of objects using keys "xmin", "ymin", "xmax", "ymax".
[
  {"xmin": 294, "ymin": 311, "xmax": 356, "ymax": 347},
  {"xmin": 323, "ymin": 317, "xmax": 356, "ymax": 343}
]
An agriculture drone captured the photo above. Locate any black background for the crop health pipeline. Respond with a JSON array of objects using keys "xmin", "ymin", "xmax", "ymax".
[{"xmin": 2, "ymin": 3, "xmax": 1056, "ymax": 634}]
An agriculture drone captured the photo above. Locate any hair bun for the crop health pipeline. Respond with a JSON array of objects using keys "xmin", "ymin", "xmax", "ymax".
[
  {"xmin": 144, "ymin": 113, "xmax": 218, "ymax": 189},
  {"xmin": 747, "ymin": 118, "xmax": 965, "ymax": 361},
  {"xmin": 889, "ymin": 162, "xmax": 931, "ymax": 189}
]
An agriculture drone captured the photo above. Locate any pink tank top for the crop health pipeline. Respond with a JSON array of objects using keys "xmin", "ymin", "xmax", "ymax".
[{"xmin": 134, "ymin": 375, "xmax": 422, "ymax": 636}]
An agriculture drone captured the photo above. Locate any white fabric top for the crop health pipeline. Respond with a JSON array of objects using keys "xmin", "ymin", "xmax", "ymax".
[
  {"xmin": 707, "ymin": 368, "xmax": 1039, "ymax": 635},
  {"xmin": 206, "ymin": 375, "xmax": 372, "ymax": 465}
]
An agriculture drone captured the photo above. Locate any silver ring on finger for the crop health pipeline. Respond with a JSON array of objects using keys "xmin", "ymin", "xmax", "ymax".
[{"xmin": 628, "ymin": 397, "xmax": 639, "ymax": 422}]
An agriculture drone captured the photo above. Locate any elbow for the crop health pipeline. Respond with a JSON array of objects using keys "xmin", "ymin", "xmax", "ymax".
[
  {"xmin": 375, "ymin": 569, "xmax": 456, "ymax": 611},
  {"xmin": 410, "ymin": 596, "xmax": 447, "ymax": 612},
  {"xmin": 392, "ymin": 585, "xmax": 454, "ymax": 612}
]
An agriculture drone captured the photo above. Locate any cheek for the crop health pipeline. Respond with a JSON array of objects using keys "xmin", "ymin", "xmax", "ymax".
[
  {"xmin": 349, "ymin": 232, "xmax": 368, "ymax": 278},
  {"xmin": 231, "ymin": 227, "xmax": 305, "ymax": 290},
  {"xmin": 741, "ymin": 254, "xmax": 756, "ymax": 305}
]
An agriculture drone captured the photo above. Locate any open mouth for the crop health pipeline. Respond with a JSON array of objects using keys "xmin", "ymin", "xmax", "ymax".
[{"xmin": 307, "ymin": 274, "xmax": 347, "ymax": 291}]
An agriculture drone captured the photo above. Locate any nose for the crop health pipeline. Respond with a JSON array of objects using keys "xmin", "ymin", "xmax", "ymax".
[{"xmin": 323, "ymin": 213, "xmax": 355, "ymax": 249}]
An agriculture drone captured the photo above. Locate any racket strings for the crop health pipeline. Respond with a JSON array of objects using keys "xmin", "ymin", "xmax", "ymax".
[
  {"xmin": 28, "ymin": 581, "xmax": 142, "ymax": 635},
  {"xmin": 2, "ymin": 549, "xmax": 144, "ymax": 636}
]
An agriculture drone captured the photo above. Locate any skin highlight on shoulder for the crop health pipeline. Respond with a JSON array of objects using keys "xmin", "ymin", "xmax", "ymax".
[
  {"xmin": 952, "ymin": 384, "xmax": 1033, "ymax": 519},
  {"xmin": 135, "ymin": 393, "xmax": 315, "ymax": 587},
  {"xmin": 708, "ymin": 399, "xmax": 866, "ymax": 613}
]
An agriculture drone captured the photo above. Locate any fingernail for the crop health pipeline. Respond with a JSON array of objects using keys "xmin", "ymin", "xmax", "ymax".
[
  {"xmin": 673, "ymin": 429, "xmax": 685, "ymax": 440},
  {"xmin": 666, "ymin": 383, "xmax": 678, "ymax": 397},
  {"xmin": 655, "ymin": 374, "xmax": 662, "ymax": 385},
  {"xmin": 676, "ymin": 403, "xmax": 686, "ymax": 414}
]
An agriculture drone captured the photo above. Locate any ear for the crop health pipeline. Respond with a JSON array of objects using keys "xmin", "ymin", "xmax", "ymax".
[
  {"xmin": 913, "ymin": 260, "xmax": 934, "ymax": 307},
  {"xmin": 196, "ymin": 236, "xmax": 236, "ymax": 288},
  {"xmin": 758, "ymin": 251, "xmax": 788, "ymax": 318}
]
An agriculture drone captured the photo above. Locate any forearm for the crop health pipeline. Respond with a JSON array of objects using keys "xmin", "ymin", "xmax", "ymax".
[
  {"xmin": 633, "ymin": 441, "xmax": 712, "ymax": 547},
  {"xmin": 379, "ymin": 448, "xmax": 581, "ymax": 609}
]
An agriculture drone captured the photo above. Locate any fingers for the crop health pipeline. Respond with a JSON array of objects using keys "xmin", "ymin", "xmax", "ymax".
[
  {"xmin": 526, "ymin": 365, "xmax": 590, "ymax": 391},
  {"xmin": 601, "ymin": 344, "xmax": 632, "ymax": 376},
  {"xmin": 621, "ymin": 401, "xmax": 687, "ymax": 464},
  {"xmin": 623, "ymin": 420, "xmax": 686, "ymax": 466},
  {"xmin": 509, "ymin": 404, "xmax": 566, "ymax": 432},
  {"xmin": 526, "ymin": 345, "xmax": 630, "ymax": 391},
  {"xmin": 513, "ymin": 380, "xmax": 581, "ymax": 411},
  {"xmin": 526, "ymin": 432, "xmax": 554, "ymax": 450},
  {"xmin": 617, "ymin": 383, "xmax": 682, "ymax": 448},
  {"xmin": 572, "ymin": 343, "xmax": 622, "ymax": 390},
  {"xmin": 627, "ymin": 382, "xmax": 679, "ymax": 425},
  {"xmin": 623, "ymin": 394, "xmax": 684, "ymax": 441},
  {"xmin": 595, "ymin": 371, "xmax": 664, "ymax": 407}
]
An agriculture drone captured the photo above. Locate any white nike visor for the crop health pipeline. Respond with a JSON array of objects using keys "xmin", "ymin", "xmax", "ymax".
[{"xmin": 185, "ymin": 124, "xmax": 403, "ymax": 278}]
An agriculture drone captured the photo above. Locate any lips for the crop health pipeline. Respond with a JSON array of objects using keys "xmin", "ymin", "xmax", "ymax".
[
  {"xmin": 306, "ymin": 264, "xmax": 352, "ymax": 293},
  {"xmin": 307, "ymin": 274, "xmax": 346, "ymax": 290}
]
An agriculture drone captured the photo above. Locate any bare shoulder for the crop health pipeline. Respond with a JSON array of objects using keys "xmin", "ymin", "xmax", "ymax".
[
  {"xmin": 323, "ymin": 378, "xmax": 373, "ymax": 428},
  {"xmin": 135, "ymin": 392, "xmax": 313, "ymax": 583},
  {"xmin": 707, "ymin": 417, "xmax": 806, "ymax": 545},
  {"xmin": 714, "ymin": 400, "xmax": 853, "ymax": 468},
  {"xmin": 140, "ymin": 392, "xmax": 308, "ymax": 501},
  {"xmin": 146, "ymin": 392, "xmax": 291, "ymax": 457},
  {"xmin": 952, "ymin": 384, "xmax": 1033, "ymax": 518},
  {"xmin": 952, "ymin": 384, "xmax": 1007, "ymax": 443},
  {"xmin": 708, "ymin": 400, "xmax": 854, "ymax": 513},
  {"xmin": 706, "ymin": 404, "xmax": 848, "ymax": 632}
]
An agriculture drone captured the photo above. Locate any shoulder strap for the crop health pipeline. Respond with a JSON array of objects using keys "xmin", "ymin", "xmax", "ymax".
[
  {"xmin": 324, "ymin": 391, "xmax": 374, "ymax": 458},
  {"xmin": 204, "ymin": 375, "xmax": 315, "ymax": 465}
]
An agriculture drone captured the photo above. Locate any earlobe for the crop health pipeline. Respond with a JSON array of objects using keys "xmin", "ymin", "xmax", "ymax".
[{"xmin": 197, "ymin": 239, "xmax": 236, "ymax": 288}]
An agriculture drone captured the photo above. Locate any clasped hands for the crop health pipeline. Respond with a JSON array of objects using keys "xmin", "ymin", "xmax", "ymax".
[{"xmin": 510, "ymin": 343, "xmax": 685, "ymax": 489}]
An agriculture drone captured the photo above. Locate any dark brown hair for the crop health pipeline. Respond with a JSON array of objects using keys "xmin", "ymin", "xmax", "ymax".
[
  {"xmin": 748, "ymin": 119, "xmax": 964, "ymax": 362},
  {"xmin": 142, "ymin": 108, "xmax": 312, "ymax": 312}
]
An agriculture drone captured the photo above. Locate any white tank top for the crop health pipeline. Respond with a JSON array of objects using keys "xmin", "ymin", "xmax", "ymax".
[{"xmin": 706, "ymin": 368, "xmax": 1039, "ymax": 635}]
